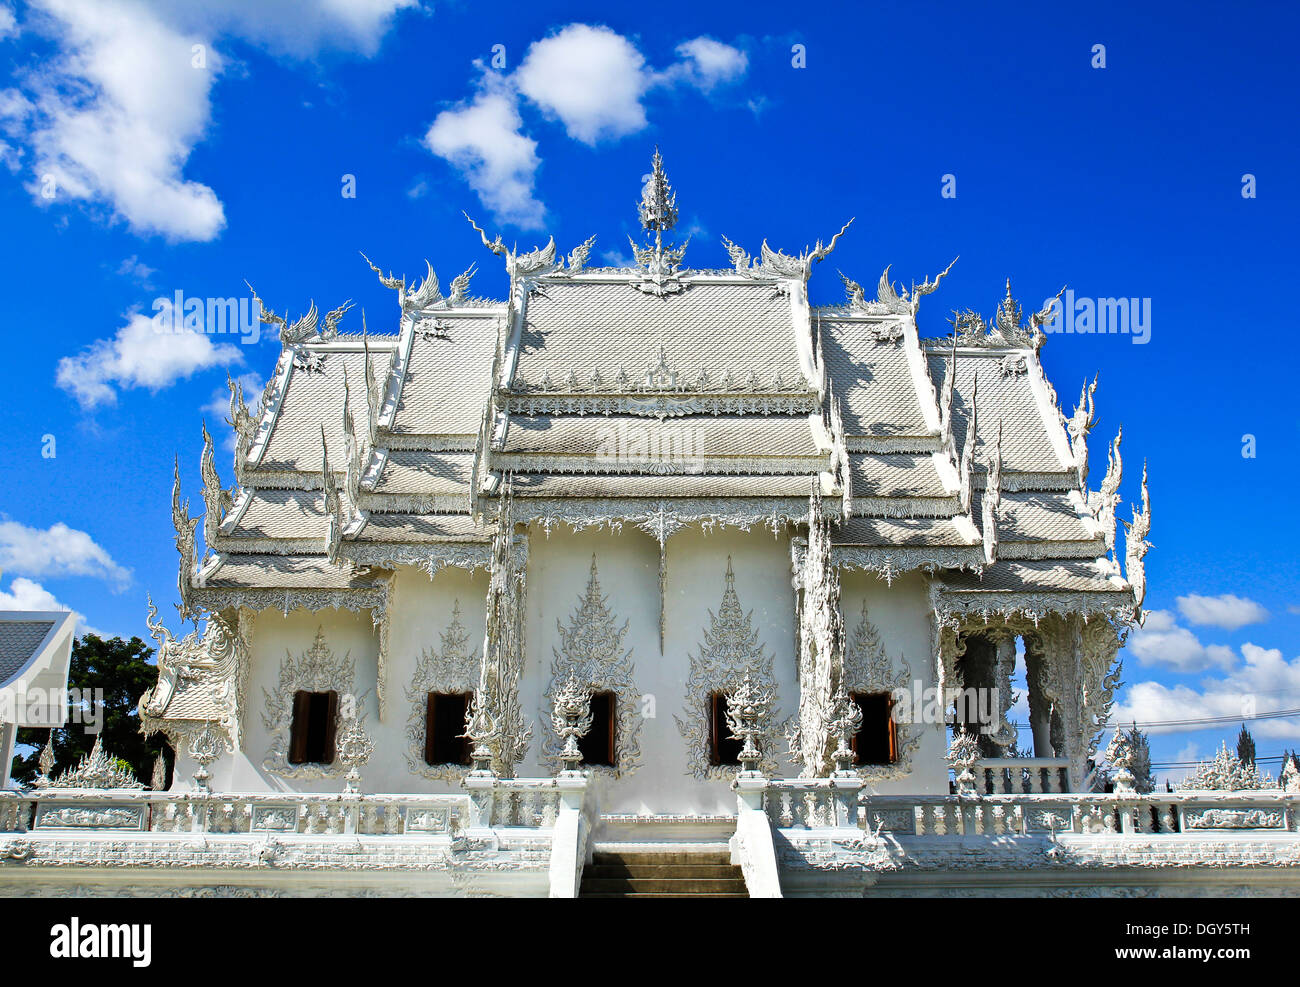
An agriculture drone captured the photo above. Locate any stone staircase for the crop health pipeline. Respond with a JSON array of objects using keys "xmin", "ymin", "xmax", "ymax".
[{"xmin": 579, "ymin": 847, "xmax": 749, "ymax": 898}]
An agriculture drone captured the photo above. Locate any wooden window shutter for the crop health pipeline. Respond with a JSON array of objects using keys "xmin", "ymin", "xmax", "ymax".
[{"xmin": 289, "ymin": 691, "xmax": 312, "ymax": 764}]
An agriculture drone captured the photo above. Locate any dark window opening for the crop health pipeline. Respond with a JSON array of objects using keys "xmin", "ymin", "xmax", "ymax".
[
  {"xmin": 425, "ymin": 692, "xmax": 473, "ymax": 766},
  {"xmin": 578, "ymin": 690, "xmax": 616, "ymax": 767},
  {"xmin": 852, "ymin": 692, "xmax": 897, "ymax": 766},
  {"xmin": 708, "ymin": 692, "xmax": 744, "ymax": 767},
  {"xmin": 289, "ymin": 690, "xmax": 338, "ymax": 765}
]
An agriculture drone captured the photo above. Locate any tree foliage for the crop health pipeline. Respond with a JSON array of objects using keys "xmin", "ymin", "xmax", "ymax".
[{"xmin": 10, "ymin": 633, "xmax": 170, "ymax": 787}]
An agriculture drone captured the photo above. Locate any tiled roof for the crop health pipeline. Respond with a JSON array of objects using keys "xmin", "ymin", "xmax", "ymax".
[
  {"xmin": 499, "ymin": 416, "xmax": 823, "ymax": 460},
  {"xmin": 259, "ymin": 349, "xmax": 393, "ymax": 473},
  {"xmin": 512, "ymin": 281, "xmax": 806, "ymax": 391},
  {"xmin": 833, "ymin": 516, "xmax": 978, "ymax": 548},
  {"xmin": 849, "ymin": 453, "xmax": 949, "ymax": 499},
  {"xmin": 389, "ymin": 315, "xmax": 500, "ymax": 435},
  {"xmin": 204, "ymin": 555, "xmax": 382, "ymax": 590},
  {"xmin": 927, "ymin": 350, "xmax": 1068, "ymax": 475},
  {"xmin": 231, "ymin": 489, "xmax": 327, "ymax": 540},
  {"xmin": 358, "ymin": 513, "xmax": 487, "ymax": 543},
  {"xmin": 508, "ymin": 473, "xmax": 817, "ymax": 498},
  {"xmin": 940, "ymin": 559, "xmax": 1127, "ymax": 594},
  {"xmin": 977, "ymin": 491, "xmax": 1097, "ymax": 544},
  {"xmin": 0, "ymin": 619, "xmax": 55, "ymax": 683},
  {"xmin": 372, "ymin": 450, "xmax": 475, "ymax": 496},
  {"xmin": 820, "ymin": 319, "xmax": 929, "ymax": 437}
]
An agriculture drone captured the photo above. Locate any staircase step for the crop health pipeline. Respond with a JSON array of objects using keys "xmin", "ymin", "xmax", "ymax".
[
  {"xmin": 579, "ymin": 892, "xmax": 750, "ymax": 898},
  {"xmin": 584, "ymin": 864, "xmax": 741, "ymax": 879},
  {"xmin": 581, "ymin": 877, "xmax": 748, "ymax": 894}
]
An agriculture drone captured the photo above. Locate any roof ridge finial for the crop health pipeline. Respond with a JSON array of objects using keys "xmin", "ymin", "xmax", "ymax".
[{"xmin": 638, "ymin": 146, "xmax": 678, "ymax": 235}]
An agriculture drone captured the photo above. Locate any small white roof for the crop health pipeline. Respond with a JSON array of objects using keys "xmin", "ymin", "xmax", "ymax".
[{"xmin": 0, "ymin": 610, "xmax": 76, "ymax": 727}]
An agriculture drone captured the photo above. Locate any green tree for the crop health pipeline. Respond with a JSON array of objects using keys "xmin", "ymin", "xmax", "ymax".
[
  {"xmin": 10, "ymin": 633, "xmax": 170, "ymax": 787},
  {"xmin": 1126, "ymin": 724, "xmax": 1154, "ymax": 794},
  {"xmin": 1236, "ymin": 724, "xmax": 1256, "ymax": 767}
]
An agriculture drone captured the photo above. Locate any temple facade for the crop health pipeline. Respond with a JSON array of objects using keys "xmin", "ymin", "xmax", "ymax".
[{"xmin": 5, "ymin": 154, "xmax": 1297, "ymax": 898}]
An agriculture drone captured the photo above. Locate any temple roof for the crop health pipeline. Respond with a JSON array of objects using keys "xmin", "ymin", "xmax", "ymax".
[{"xmin": 182, "ymin": 153, "xmax": 1144, "ymax": 618}]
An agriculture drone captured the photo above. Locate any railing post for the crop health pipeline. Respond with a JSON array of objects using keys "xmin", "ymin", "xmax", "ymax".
[
  {"xmin": 548, "ymin": 774, "xmax": 590, "ymax": 898},
  {"xmin": 732, "ymin": 775, "xmax": 782, "ymax": 897}
]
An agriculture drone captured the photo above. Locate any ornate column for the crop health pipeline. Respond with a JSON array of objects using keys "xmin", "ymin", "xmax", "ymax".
[
  {"xmin": 793, "ymin": 484, "xmax": 843, "ymax": 777},
  {"xmin": 474, "ymin": 486, "xmax": 532, "ymax": 777},
  {"xmin": 1022, "ymin": 633, "xmax": 1055, "ymax": 759}
]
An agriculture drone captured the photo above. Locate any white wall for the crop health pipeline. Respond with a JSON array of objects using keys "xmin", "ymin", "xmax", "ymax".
[{"xmin": 192, "ymin": 531, "xmax": 948, "ymax": 804}]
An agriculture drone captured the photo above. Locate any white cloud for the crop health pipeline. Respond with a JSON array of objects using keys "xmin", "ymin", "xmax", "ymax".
[
  {"xmin": 424, "ymin": 81, "xmax": 544, "ymax": 229},
  {"xmin": 425, "ymin": 25, "xmax": 749, "ymax": 227},
  {"xmin": 1115, "ymin": 642, "xmax": 1300, "ymax": 741},
  {"xmin": 665, "ymin": 37, "xmax": 748, "ymax": 91},
  {"xmin": 6, "ymin": 0, "xmax": 416, "ymax": 240},
  {"xmin": 515, "ymin": 24, "xmax": 649, "ymax": 145},
  {"xmin": 1177, "ymin": 593, "xmax": 1269, "ymax": 630},
  {"xmin": 0, "ymin": 577, "xmax": 102, "ymax": 637},
  {"xmin": 57, "ymin": 310, "xmax": 242, "ymax": 409},
  {"xmin": 0, "ymin": 3, "xmax": 17, "ymax": 40},
  {"xmin": 116, "ymin": 254, "xmax": 155, "ymax": 287},
  {"xmin": 0, "ymin": 518, "xmax": 130, "ymax": 589},
  {"xmin": 1127, "ymin": 609, "xmax": 1235, "ymax": 673}
]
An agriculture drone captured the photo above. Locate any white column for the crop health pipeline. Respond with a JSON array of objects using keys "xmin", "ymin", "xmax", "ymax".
[{"xmin": 0, "ymin": 720, "xmax": 17, "ymax": 790}]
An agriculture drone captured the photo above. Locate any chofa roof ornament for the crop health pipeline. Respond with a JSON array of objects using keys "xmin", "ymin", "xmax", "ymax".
[
  {"xmin": 628, "ymin": 147, "xmax": 689, "ymax": 296},
  {"xmin": 948, "ymin": 278, "xmax": 1064, "ymax": 350}
]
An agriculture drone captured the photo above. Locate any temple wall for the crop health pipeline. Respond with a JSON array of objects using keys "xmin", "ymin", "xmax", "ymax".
[
  {"xmin": 840, "ymin": 570, "xmax": 949, "ymax": 795},
  {"xmin": 186, "ymin": 533, "xmax": 947, "ymax": 802}
]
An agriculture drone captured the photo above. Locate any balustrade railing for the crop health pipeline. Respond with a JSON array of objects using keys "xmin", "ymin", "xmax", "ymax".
[
  {"xmin": 1, "ymin": 789, "xmax": 476, "ymax": 837},
  {"xmin": 970, "ymin": 758, "xmax": 1070, "ymax": 794},
  {"xmin": 763, "ymin": 783, "xmax": 1300, "ymax": 838}
]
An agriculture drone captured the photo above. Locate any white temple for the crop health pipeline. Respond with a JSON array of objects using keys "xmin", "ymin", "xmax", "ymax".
[{"xmin": 3, "ymin": 152, "xmax": 1297, "ymax": 898}]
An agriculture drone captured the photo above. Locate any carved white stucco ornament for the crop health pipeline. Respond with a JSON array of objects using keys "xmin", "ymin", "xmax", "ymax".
[
  {"xmin": 261, "ymin": 628, "xmax": 358, "ymax": 780},
  {"xmin": 171, "ymin": 458, "xmax": 198, "ymax": 622},
  {"xmin": 43, "ymin": 735, "xmax": 144, "ymax": 790},
  {"xmin": 1104, "ymin": 729, "xmax": 1137, "ymax": 793},
  {"xmin": 869, "ymin": 257, "xmax": 957, "ymax": 317},
  {"xmin": 626, "ymin": 148, "xmax": 690, "ymax": 296},
  {"xmin": 336, "ymin": 699, "xmax": 376, "ymax": 794},
  {"xmin": 947, "ymin": 728, "xmax": 983, "ymax": 795},
  {"xmin": 725, "ymin": 668, "xmax": 774, "ymax": 777},
  {"xmin": 404, "ymin": 601, "xmax": 479, "ymax": 782},
  {"xmin": 1064, "ymin": 375, "xmax": 1098, "ymax": 491},
  {"xmin": 551, "ymin": 673, "xmax": 594, "ymax": 773},
  {"xmin": 792, "ymin": 483, "xmax": 844, "ymax": 777},
  {"xmin": 827, "ymin": 687, "xmax": 864, "ymax": 775},
  {"xmin": 541, "ymin": 555, "xmax": 641, "ymax": 777},
  {"xmin": 474, "ymin": 484, "xmax": 533, "ymax": 775},
  {"xmin": 1122, "ymin": 461, "xmax": 1152, "ymax": 620},
  {"xmin": 1177, "ymin": 742, "xmax": 1272, "ymax": 792},
  {"xmin": 947, "ymin": 279, "xmax": 1063, "ymax": 352},
  {"xmin": 676, "ymin": 557, "xmax": 784, "ymax": 780}
]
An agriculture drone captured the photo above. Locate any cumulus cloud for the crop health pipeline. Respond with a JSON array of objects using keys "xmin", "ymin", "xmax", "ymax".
[
  {"xmin": 424, "ymin": 82, "xmax": 544, "ymax": 228},
  {"xmin": 57, "ymin": 310, "xmax": 242, "ymax": 409},
  {"xmin": 1127, "ymin": 609, "xmax": 1236, "ymax": 673},
  {"xmin": 664, "ymin": 37, "xmax": 749, "ymax": 91},
  {"xmin": 0, "ymin": 518, "xmax": 130, "ymax": 589},
  {"xmin": 0, "ymin": 3, "xmax": 17, "ymax": 40},
  {"xmin": 1176, "ymin": 593, "xmax": 1269, "ymax": 630},
  {"xmin": 4, "ymin": 0, "xmax": 416, "ymax": 240},
  {"xmin": 514, "ymin": 24, "xmax": 649, "ymax": 144},
  {"xmin": 0, "ymin": 577, "xmax": 102, "ymax": 637},
  {"xmin": 1114, "ymin": 642, "xmax": 1300, "ymax": 741},
  {"xmin": 425, "ymin": 25, "xmax": 749, "ymax": 227}
]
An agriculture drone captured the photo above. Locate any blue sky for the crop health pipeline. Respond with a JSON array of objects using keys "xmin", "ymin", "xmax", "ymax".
[{"xmin": 0, "ymin": 1, "xmax": 1296, "ymax": 780}]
